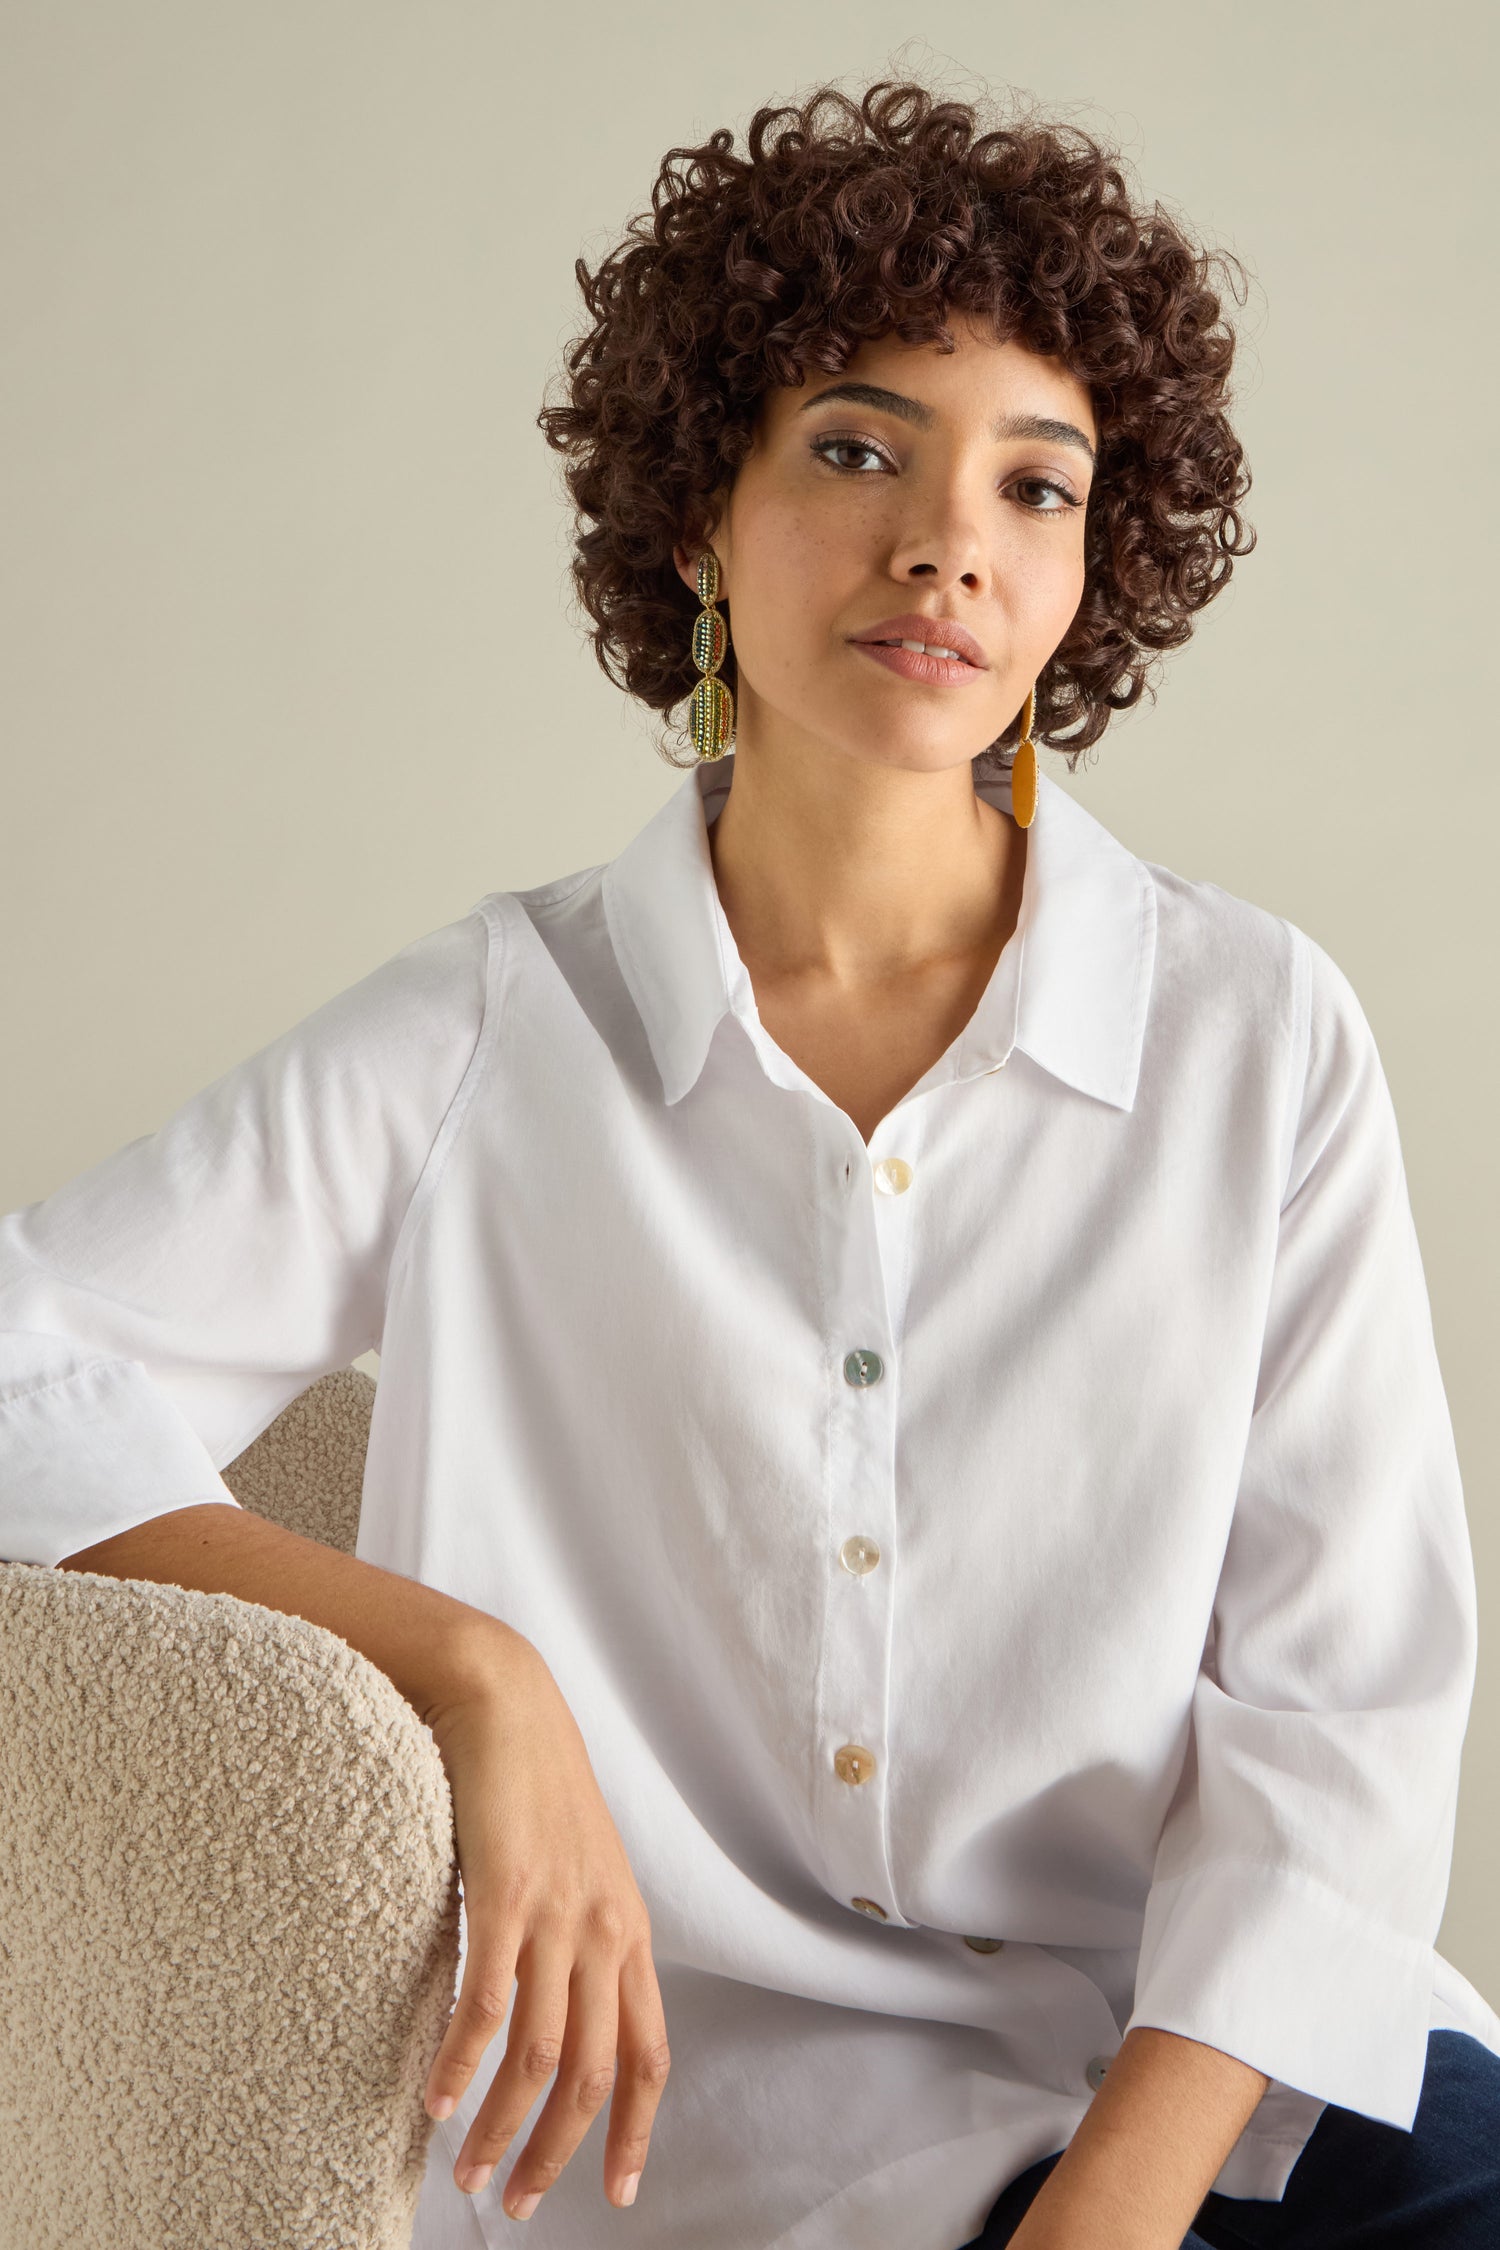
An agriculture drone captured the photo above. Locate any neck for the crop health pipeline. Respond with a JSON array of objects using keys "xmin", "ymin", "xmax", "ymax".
[{"xmin": 705, "ymin": 733, "xmax": 1024, "ymax": 989}]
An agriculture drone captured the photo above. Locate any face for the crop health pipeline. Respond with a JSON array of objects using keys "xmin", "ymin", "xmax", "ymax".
[{"xmin": 674, "ymin": 312, "xmax": 1097, "ymax": 778}]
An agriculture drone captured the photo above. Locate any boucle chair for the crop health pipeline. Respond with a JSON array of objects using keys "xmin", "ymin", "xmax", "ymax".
[{"xmin": 0, "ymin": 1367, "xmax": 460, "ymax": 2250}]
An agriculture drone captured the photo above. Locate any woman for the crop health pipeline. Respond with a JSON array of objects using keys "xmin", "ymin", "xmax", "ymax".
[{"xmin": 4, "ymin": 78, "xmax": 1498, "ymax": 2250}]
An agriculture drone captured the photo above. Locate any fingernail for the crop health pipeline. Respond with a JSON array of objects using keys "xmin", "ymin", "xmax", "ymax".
[
  {"xmin": 508, "ymin": 2189, "xmax": 542, "ymax": 2220},
  {"xmin": 427, "ymin": 2094, "xmax": 455, "ymax": 2120},
  {"xmin": 618, "ymin": 2171, "xmax": 641, "ymax": 2206},
  {"xmin": 458, "ymin": 2164, "xmax": 493, "ymax": 2194}
]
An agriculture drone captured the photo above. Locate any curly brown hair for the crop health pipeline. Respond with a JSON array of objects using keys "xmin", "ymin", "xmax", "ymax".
[{"xmin": 537, "ymin": 77, "xmax": 1255, "ymax": 776}]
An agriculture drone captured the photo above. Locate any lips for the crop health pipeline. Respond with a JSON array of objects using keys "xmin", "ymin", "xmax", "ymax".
[{"xmin": 848, "ymin": 613, "xmax": 988, "ymax": 669}]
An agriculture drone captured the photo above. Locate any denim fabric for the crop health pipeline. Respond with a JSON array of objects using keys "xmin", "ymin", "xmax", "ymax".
[{"xmin": 961, "ymin": 2030, "xmax": 1500, "ymax": 2248}]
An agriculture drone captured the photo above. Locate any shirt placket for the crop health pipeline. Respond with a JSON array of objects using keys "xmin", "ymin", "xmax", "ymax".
[{"xmin": 813, "ymin": 1094, "xmax": 931, "ymax": 1932}]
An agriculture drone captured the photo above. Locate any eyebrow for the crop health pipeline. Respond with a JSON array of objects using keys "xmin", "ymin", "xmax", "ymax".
[{"xmin": 795, "ymin": 380, "xmax": 1097, "ymax": 466}]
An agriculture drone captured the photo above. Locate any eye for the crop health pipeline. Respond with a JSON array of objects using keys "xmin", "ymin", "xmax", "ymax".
[
  {"xmin": 1009, "ymin": 476, "xmax": 1084, "ymax": 515},
  {"xmin": 809, "ymin": 433, "xmax": 892, "ymax": 474}
]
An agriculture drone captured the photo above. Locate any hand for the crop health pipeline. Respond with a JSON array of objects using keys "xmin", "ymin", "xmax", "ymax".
[{"xmin": 421, "ymin": 1635, "xmax": 671, "ymax": 2221}]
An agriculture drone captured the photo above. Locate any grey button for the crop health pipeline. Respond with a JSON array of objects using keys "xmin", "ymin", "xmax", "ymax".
[
  {"xmin": 1085, "ymin": 2054, "xmax": 1113, "ymax": 2092},
  {"xmin": 962, "ymin": 1934, "xmax": 1005, "ymax": 1954},
  {"xmin": 843, "ymin": 1349, "xmax": 884, "ymax": 1387}
]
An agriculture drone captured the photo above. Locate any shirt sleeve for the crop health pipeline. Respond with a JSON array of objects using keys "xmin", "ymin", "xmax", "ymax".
[
  {"xmin": 0, "ymin": 904, "xmax": 492, "ymax": 1569},
  {"xmin": 1123, "ymin": 922, "xmax": 1479, "ymax": 2131}
]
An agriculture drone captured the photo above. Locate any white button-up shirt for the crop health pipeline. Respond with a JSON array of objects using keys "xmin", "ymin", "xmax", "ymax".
[{"xmin": 3, "ymin": 754, "xmax": 1496, "ymax": 2250}]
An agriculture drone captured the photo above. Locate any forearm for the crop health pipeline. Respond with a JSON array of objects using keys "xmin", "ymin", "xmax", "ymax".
[
  {"xmin": 1008, "ymin": 2026, "xmax": 1271, "ymax": 2250},
  {"xmin": 57, "ymin": 1499, "xmax": 529, "ymax": 1729}
]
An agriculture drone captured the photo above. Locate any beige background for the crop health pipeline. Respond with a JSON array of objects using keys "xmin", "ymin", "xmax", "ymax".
[{"xmin": 3, "ymin": 5, "xmax": 1495, "ymax": 2003}]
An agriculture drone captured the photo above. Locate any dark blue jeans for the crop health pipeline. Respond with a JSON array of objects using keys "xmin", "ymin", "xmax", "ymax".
[{"xmin": 962, "ymin": 2030, "xmax": 1500, "ymax": 2247}]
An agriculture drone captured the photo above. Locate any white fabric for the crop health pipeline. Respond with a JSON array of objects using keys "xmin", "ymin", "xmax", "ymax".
[{"xmin": 3, "ymin": 754, "xmax": 1496, "ymax": 2250}]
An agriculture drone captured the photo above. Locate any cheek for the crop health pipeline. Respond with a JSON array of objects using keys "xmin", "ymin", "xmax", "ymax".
[
  {"xmin": 730, "ymin": 516, "xmax": 849, "ymax": 661},
  {"xmin": 1027, "ymin": 542, "xmax": 1088, "ymax": 642}
]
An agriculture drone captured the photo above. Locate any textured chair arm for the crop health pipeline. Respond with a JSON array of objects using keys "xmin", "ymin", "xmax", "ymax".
[
  {"xmin": 0, "ymin": 1558, "xmax": 460, "ymax": 2250},
  {"xmin": 222, "ymin": 1363, "xmax": 377, "ymax": 1552}
]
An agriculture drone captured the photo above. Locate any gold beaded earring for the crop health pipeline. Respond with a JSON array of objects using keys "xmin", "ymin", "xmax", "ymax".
[
  {"xmin": 1011, "ymin": 682, "xmax": 1039, "ymax": 828},
  {"xmin": 688, "ymin": 550, "xmax": 735, "ymax": 761}
]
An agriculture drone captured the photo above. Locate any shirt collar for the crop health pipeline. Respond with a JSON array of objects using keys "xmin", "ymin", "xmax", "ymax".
[{"xmin": 601, "ymin": 750, "xmax": 1156, "ymax": 1113}]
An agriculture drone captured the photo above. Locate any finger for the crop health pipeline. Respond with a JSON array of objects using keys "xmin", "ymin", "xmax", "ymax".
[
  {"xmin": 453, "ymin": 1935, "xmax": 572, "ymax": 2199},
  {"xmin": 498, "ymin": 1944, "xmax": 622, "ymax": 2220},
  {"xmin": 601, "ymin": 1938, "xmax": 672, "ymax": 2209},
  {"xmin": 424, "ymin": 1919, "xmax": 521, "ymax": 2122}
]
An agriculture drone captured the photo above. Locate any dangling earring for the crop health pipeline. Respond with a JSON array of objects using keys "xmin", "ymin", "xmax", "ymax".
[
  {"xmin": 688, "ymin": 551, "xmax": 735, "ymax": 761},
  {"xmin": 1011, "ymin": 682, "xmax": 1038, "ymax": 828}
]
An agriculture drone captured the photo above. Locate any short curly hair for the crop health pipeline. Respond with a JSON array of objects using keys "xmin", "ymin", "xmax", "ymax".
[{"xmin": 537, "ymin": 77, "xmax": 1255, "ymax": 776}]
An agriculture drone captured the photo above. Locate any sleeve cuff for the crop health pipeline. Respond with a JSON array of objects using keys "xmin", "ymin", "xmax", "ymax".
[
  {"xmin": 0, "ymin": 1358, "xmax": 243, "ymax": 1569},
  {"xmin": 1124, "ymin": 1857, "xmax": 1435, "ymax": 2130}
]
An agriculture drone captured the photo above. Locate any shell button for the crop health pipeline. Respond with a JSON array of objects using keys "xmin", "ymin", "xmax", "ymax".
[
  {"xmin": 872, "ymin": 1157, "xmax": 913, "ymax": 1196},
  {"xmin": 833, "ymin": 1743, "xmax": 877, "ymax": 1785},
  {"xmin": 843, "ymin": 1349, "xmax": 884, "ymax": 1387}
]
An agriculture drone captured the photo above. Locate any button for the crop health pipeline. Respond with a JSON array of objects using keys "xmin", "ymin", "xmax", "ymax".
[
  {"xmin": 850, "ymin": 1896, "xmax": 888, "ymax": 1921},
  {"xmin": 843, "ymin": 1349, "xmax": 884, "ymax": 1387},
  {"xmin": 1085, "ymin": 2054, "xmax": 1113, "ymax": 2092},
  {"xmin": 833, "ymin": 1743, "xmax": 877, "ymax": 1784},
  {"xmin": 872, "ymin": 1157, "xmax": 913, "ymax": 1196},
  {"xmin": 839, "ymin": 1535, "xmax": 881, "ymax": 1575},
  {"xmin": 962, "ymin": 1935, "xmax": 1005, "ymax": 1954}
]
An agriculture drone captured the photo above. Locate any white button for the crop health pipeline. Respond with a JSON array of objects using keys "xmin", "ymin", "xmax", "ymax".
[
  {"xmin": 872, "ymin": 1157, "xmax": 913, "ymax": 1196},
  {"xmin": 839, "ymin": 1535, "xmax": 881, "ymax": 1575},
  {"xmin": 962, "ymin": 1934, "xmax": 1005, "ymax": 1953},
  {"xmin": 1085, "ymin": 2054, "xmax": 1113, "ymax": 2092}
]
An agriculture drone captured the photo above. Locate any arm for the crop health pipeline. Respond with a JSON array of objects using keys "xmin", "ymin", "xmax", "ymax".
[
  {"xmin": 1006, "ymin": 2027, "xmax": 1269, "ymax": 2250},
  {"xmin": 11, "ymin": 901, "xmax": 674, "ymax": 2220},
  {"xmin": 1017, "ymin": 924, "xmax": 1475, "ymax": 2244},
  {"xmin": 1114, "ymin": 927, "xmax": 1476, "ymax": 2128},
  {"xmin": 57, "ymin": 1496, "xmax": 530, "ymax": 1730}
]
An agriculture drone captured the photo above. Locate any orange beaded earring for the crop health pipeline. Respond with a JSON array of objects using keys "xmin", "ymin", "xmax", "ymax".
[
  {"xmin": 689, "ymin": 551, "xmax": 735, "ymax": 761},
  {"xmin": 1011, "ymin": 682, "xmax": 1039, "ymax": 828}
]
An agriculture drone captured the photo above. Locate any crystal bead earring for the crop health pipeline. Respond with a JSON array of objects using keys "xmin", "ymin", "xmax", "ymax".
[{"xmin": 689, "ymin": 551, "xmax": 735, "ymax": 762}]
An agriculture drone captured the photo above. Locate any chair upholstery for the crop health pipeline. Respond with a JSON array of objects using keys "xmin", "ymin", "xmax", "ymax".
[{"xmin": 0, "ymin": 1367, "xmax": 460, "ymax": 2250}]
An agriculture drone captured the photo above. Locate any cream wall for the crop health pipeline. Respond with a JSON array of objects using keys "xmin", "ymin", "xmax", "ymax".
[{"xmin": 3, "ymin": 4, "xmax": 1495, "ymax": 2002}]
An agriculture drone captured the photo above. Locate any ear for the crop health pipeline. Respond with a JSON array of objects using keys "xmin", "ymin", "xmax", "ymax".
[
  {"xmin": 671, "ymin": 541, "xmax": 705, "ymax": 598},
  {"xmin": 672, "ymin": 539, "xmax": 729, "ymax": 602},
  {"xmin": 673, "ymin": 489, "xmax": 730, "ymax": 599}
]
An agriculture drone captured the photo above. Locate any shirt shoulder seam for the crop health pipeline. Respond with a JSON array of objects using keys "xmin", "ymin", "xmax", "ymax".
[{"xmin": 381, "ymin": 897, "xmax": 510, "ymax": 1319}]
